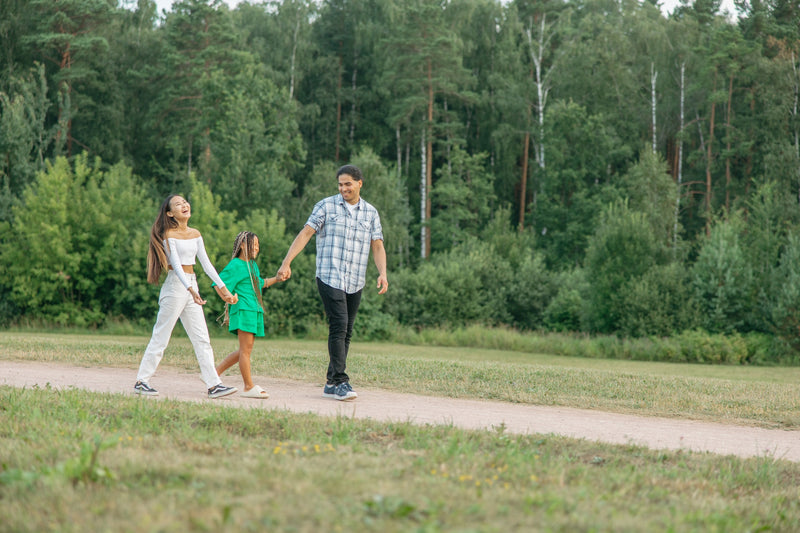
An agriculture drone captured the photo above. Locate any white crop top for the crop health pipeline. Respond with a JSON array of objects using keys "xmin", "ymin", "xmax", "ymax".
[{"xmin": 164, "ymin": 236, "xmax": 225, "ymax": 290}]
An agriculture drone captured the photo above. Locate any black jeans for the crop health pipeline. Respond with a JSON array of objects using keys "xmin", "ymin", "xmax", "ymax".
[{"xmin": 316, "ymin": 278, "xmax": 362, "ymax": 385}]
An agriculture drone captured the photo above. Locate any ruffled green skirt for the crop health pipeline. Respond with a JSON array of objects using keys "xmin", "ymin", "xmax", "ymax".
[{"xmin": 228, "ymin": 309, "xmax": 265, "ymax": 337}]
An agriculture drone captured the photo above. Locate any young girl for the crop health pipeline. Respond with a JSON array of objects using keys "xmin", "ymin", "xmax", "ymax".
[
  {"xmin": 134, "ymin": 194, "xmax": 239, "ymax": 399},
  {"xmin": 215, "ymin": 231, "xmax": 280, "ymax": 398}
]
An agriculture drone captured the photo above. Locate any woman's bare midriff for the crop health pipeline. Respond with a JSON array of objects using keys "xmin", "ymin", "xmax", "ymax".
[{"xmin": 168, "ymin": 265, "xmax": 194, "ymax": 274}]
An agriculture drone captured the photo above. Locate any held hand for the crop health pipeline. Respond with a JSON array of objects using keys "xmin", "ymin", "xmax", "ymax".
[
  {"xmin": 376, "ymin": 274, "xmax": 388, "ymax": 295},
  {"xmin": 222, "ymin": 288, "xmax": 238, "ymax": 305},
  {"xmin": 189, "ymin": 287, "xmax": 207, "ymax": 305},
  {"xmin": 276, "ymin": 265, "xmax": 291, "ymax": 282}
]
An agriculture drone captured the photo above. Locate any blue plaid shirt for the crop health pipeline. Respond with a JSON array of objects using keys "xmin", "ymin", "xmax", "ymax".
[{"xmin": 305, "ymin": 194, "xmax": 384, "ymax": 294}]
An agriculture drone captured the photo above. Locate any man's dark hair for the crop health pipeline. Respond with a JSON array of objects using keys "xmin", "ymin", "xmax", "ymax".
[{"xmin": 336, "ymin": 164, "xmax": 363, "ymax": 182}]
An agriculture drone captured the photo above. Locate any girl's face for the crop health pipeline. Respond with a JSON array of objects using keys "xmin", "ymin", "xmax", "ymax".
[
  {"xmin": 167, "ymin": 196, "xmax": 191, "ymax": 222},
  {"xmin": 240, "ymin": 236, "xmax": 259, "ymax": 259}
]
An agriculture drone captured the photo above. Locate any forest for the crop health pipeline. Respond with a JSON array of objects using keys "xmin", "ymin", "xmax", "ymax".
[{"xmin": 1, "ymin": 0, "xmax": 800, "ymax": 360}]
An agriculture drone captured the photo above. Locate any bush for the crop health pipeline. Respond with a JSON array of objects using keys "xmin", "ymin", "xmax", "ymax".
[
  {"xmin": 691, "ymin": 215, "xmax": 754, "ymax": 334},
  {"xmin": 583, "ymin": 201, "xmax": 663, "ymax": 333},
  {"xmin": 0, "ymin": 155, "xmax": 154, "ymax": 326},
  {"xmin": 543, "ymin": 268, "xmax": 587, "ymax": 333},
  {"xmin": 617, "ymin": 263, "xmax": 700, "ymax": 337},
  {"xmin": 384, "ymin": 240, "xmax": 512, "ymax": 329}
]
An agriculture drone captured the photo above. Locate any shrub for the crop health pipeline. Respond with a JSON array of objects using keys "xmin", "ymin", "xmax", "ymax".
[{"xmin": 691, "ymin": 215, "xmax": 755, "ymax": 334}]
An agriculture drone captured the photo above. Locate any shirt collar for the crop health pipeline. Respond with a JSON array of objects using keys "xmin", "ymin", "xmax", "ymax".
[{"xmin": 337, "ymin": 194, "xmax": 361, "ymax": 209}]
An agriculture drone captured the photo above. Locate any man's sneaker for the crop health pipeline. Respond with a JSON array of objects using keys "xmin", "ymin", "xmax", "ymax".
[
  {"xmin": 323, "ymin": 383, "xmax": 336, "ymax": 398},
  {"xmin": 134, "ymin": 381, "xmax": 158, "ymax": 396},
  {"xmin": 208, "ymin": 384, "xmax": 237, "ymax": 399},
  {"xmin": 333, "ymin": 382, "xmax": 357, "ymax": 401}
]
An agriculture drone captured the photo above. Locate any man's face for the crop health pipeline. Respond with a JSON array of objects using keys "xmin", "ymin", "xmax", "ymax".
[{"xmin": 338, "ymin": 174, "xmax": 362, "ymax": 205}]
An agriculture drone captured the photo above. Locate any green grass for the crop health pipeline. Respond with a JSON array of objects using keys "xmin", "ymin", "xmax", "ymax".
[
  {"xmin": 2, "ymin": 332, "xmax": 799, "ymax": 429},
  {"xmin": 2, "ymin": 332, "xmax": 800, "ymax": 530},
  {"xmin": 1, "ymin": 385, "xmax": 799, "ymax": 532}
]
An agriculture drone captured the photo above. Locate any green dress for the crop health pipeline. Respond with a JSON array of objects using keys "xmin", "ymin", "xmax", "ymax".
[{"xmin": 215, "ymin": 258, "xmax": 265, "ymax": 337}]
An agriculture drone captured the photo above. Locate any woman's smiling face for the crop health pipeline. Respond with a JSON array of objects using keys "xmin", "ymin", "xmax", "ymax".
[{"xmin": 167, "ymin": 196, "xmax": 191, "ymax": 221}]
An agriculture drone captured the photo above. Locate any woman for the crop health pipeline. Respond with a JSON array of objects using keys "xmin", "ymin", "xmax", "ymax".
[{"xmin": 134, "ymin": 194, "xmax": 239, "ymax": 399}]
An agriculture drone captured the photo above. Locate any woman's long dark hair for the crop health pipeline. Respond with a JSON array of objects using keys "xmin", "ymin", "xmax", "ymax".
[{"xmin": 146, "ymin": 195, "xmax": 179, "ymax": 285}]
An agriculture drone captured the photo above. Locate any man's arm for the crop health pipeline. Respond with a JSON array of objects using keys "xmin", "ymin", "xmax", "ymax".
[
  {"xmin": 371, "ymin": 239, "xmax": 388, "ymax": 294},
  {"xmin": 277, "ymin": 225, "xmax": 316, "ymax": 281}
]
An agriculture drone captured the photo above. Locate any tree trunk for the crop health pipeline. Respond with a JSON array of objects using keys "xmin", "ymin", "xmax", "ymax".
[
  {"xmin": 705, "ymin": 70, "xmax": 717, "ymax": 224},
  {"xmin": 673, "ymin": 62, "xmax": 685, "ymax": 253},
  {"xmin": 793, "ymin": 51, "xmax": 800, "ymax": 204},
  {"xmin": 289, "ymin": 15, "xmax": 299, "ymax": 100},
  {"xmin": 335, "ymin": 55, "xmax": 342, "ymax": 162},
  {"xmin": 425, "ymin": 58, "xmax": 433, "ymax": 259},
  {"xmin": 396, "ymin": 125, "xmax": 402, "ymax": 181},
  {"xmin": 519, "ymin": 131, "xmax": 530, "ymax": 231},
  {"xmin": 420, "ymin": 123, "xmax": 427, "ymax": 259},
  {"xmin": 651, "ymin": 62, "xmax": 657, "ymax": 154},
  {"xmin": 350, "ymin": 51, "xmax": 358, "ymax": 145},
  {"xmin": 725, "ymin": 73, "xmax": 734, "ymax": 211}
]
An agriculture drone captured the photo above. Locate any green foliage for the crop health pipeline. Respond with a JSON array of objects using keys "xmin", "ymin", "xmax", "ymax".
[
  {"xmin": 769, "ymin": 231, "xmax": 800, "ymax": 352},
  {"xmin": 691, "ymin": 213, "xmax": 755, "ymax": 334},
  {"xmin": 1, "ymin": 0, "xmax": 800, "ymax": 353},
  {"xmin": 200, "ymin": 64, "xmax": 305, "ymax": 217},
  {"xmin": 387, "ymin": 239, "xmax": 513, "ymax": 329},
  {"xmin": 583, "ymin": 201, "xmax": 663, "ymax": 333},
  {"xmin": 618, "ymin": 262, "xmax": 700, "ymax": 337},
  {"xmin": 543, "ymin": 268, "xmax": 588, "ymax": 333},
  {"xmin": 0, "ymin": 63, "xmax": 50, "ymax": 221},
  {"xmin": 619, "ymin": 148, "xmax": 679, "ymax": 248},
  {"xmin": 430, "ymin": 146, "xmax": 495, "ymax": 253},
  {"xmin": 0, "ymin": 154, "xmax": 153, "ymax": 326}
]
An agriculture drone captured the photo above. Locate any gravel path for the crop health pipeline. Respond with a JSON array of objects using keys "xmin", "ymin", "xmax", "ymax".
[{"xmin": 2, "ymin": 360, "xmax": 798, "ymax": 462}]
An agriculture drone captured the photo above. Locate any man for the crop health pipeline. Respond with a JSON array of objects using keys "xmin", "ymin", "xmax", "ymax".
[{"xmin": 277, "ymin": 164, "xmax": 388, "ymax": 401}]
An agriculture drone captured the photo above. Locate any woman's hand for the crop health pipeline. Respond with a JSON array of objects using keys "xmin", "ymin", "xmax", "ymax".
[
  {"xmin": 188, "ymin": 287, "xmax": 207, "ymax": 305},
  {"xmin": 215, "ymin": 286, "xmax": 238, "ymax": 305}
]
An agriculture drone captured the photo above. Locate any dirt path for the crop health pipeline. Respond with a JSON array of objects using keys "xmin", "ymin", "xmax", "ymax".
[{"xmin": 2, "ymin": 360, "xmax": 798, "ymax": 462}]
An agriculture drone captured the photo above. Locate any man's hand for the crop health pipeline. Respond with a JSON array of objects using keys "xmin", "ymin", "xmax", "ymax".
[
  {"xmin": 376, "ymin": 274, "xmax": 388, "ymax": 295},
  {"xmin": 276, "ymin": 265, "xmax": 291, "ymax": 282}
]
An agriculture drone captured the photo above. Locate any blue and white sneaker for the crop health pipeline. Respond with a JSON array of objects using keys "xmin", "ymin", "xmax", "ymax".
[
  {"xmin": 334, "ymin": 382, "xmax": 357, "ymax": 401},
  {"xmin": 208, "ymin": 384, "xmax": 237, "ymax": 399},
  {"xmin": 323, "ymin": 383, "xmax": 336, "ymax": 398},
  {"xmin": 134, "ymin": 381, "xmax": 158, "ymax": 396}
]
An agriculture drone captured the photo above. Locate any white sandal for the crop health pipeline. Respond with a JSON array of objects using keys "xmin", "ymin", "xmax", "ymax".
[{"xmin": 240, "ymin": 385, "xmax": 269, "ymax": 399}]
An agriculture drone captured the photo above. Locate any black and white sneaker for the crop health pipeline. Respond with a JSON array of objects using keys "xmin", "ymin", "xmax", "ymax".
[
  {"xmin": 208, "ymin": 384, "xmax": 237, "ymax": 399},
  {"xmin": 134, "ymin": 381, "xmax": 158, "ymax": 396},
  {"xmin": 323, "ymin": 383, "xmax": 336, "ymax": 398},
  {"xmin": 333, "ymin": 382, "xmax": 357, "ymax": 401}
]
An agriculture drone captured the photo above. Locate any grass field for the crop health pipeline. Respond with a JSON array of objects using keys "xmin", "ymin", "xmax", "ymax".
[{"xmin": 2, "ymin": 332, "xmax": 800, "ymax": 531}]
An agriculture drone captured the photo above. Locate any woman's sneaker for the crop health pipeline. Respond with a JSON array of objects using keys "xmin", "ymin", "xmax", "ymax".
[
  {"xmin": 134, "ymin": 381, "xmax": 158, "ymax": 396},
  {"xmin": 333, "ymin": 382, "xmax": 357, "ymax": 401},
  {"xmin": 208, "ymin": 384, "xmax": 237, "ymax": 399},
  {"xmin": 323, "ymin": 383, "xmax": 336, "ymax": 398}
]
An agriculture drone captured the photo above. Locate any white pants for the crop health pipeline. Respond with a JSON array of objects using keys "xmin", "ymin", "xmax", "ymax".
[{"xmin": 137, "ymin": 271, "xmax": 222, "ymax": 389}]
